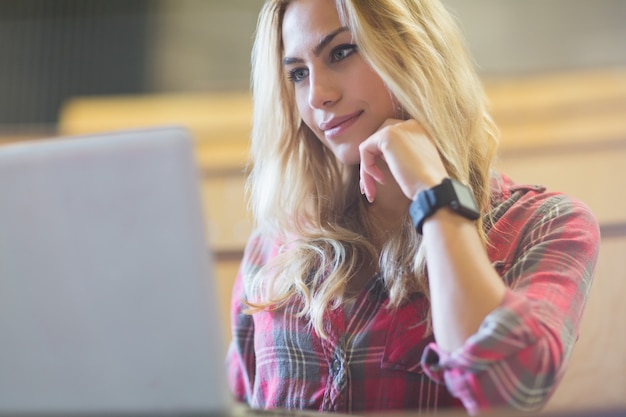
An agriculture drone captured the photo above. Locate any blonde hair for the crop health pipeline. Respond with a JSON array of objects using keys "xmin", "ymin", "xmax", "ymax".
[{"xmin": 245, "ymin": 0, "xmax": 498, "ymax": 336}]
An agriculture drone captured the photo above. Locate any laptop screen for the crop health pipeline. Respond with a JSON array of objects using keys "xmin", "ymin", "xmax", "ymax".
[{"xmin": 0, "ymin": 127, "xmax": 232, "ymax": 414}]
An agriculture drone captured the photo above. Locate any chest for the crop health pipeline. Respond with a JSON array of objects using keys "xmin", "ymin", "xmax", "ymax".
[{"xmin": 250, "ymin": 292, "xmax": 444, "ymax": 410}]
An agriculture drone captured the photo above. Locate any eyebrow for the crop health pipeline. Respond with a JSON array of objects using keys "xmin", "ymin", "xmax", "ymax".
[{"xmin": 282, "ymin": 26, "xmax": 350, "ymax": 66}]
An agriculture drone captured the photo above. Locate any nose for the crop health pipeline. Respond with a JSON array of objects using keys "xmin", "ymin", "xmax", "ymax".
[{"xmin": 308, "ymin": 69, "xmax": 341, "ymax": 109}]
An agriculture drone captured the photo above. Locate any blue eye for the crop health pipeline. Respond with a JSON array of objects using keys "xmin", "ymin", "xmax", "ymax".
[
  {"xmin": 287, "ymin": 67, "xmax": 309, "ymax": 83},
  {"xmin": 331, "ymin": 44, "xmax": 357, "ymax": 62}
]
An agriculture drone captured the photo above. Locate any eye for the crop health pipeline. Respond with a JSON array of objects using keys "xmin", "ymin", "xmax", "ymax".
[
  {"xmin": 287, "ymin": 67, "xmax": 309, "ymax": 83},
  {"xmin": 331, "ymin": 44, "xmax": 357, "ymax": 62}
]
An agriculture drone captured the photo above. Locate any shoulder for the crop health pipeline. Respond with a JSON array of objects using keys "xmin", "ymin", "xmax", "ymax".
[
  {"xmin": 239, "ymin": 227, "xmax": 296, "ymax": 286},
  {"xmin": 234, "ymin": 228, "xmax": 285, "ymax": 301},
  {"xmin": 488, "ymin": 172, "xmax": 598, "ymax": 231},
  {"xmin": 240, "ymin": 227, "xmax": 284, "ymax": 274},
  {"xmin": 486, "ymin": 172, "xmax": 600, "ymax": 260}
]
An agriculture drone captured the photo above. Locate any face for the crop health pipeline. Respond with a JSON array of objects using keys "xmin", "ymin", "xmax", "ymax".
[{"xmin": 281, "ymin": 0, "xmax": 396, "ymax": 166}]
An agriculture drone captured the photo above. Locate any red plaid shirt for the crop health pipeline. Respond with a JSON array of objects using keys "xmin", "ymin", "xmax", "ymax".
[{"xmin": 227, "ymin": 173, "xmax": 600, "ymax": 414}]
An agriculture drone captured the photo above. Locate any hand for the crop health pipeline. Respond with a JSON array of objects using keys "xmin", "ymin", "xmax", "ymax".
[{"xmin": 359, "ymin": 119, "xmax": 449, "ymax": 203}]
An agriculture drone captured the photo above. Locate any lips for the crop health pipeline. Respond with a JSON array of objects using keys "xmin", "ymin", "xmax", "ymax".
[{"xmin": 319, "ymin": 111, "xmax": 363, "ymax": 138}]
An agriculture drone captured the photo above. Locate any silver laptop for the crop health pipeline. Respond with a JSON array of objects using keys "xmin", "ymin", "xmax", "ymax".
[{"xmin": 0, "ymin": 127, "xmax": 233, "ymax": 414}]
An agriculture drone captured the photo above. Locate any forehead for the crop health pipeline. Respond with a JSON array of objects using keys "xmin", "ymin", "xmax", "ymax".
[{"xmin": 282, "ymin": 0, "xmax": 343, "ymax": 54}]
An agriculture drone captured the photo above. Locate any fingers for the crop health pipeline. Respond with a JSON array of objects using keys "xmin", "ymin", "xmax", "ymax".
[
  {"xmin": 359, "ymin": 118, "xmax": 411, "ymax": 203},
  {"xmin": 358, "ymin": 120, "xmax": 401, "ymax": 202},
  {"xmin": 359, "ymin": 146, "xmax": 384, "ymax": 203},
  {"xmin": 360, "ymin": 170, "xmax": 380, "ymax": 203},
  {"xmin": 358, "ymin": 118, "xmax": 447, "ymax": 203}
]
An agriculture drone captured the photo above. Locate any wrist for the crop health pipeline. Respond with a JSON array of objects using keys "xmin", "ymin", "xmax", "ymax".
[{"xmin": 409, "ymin": 177, "xmax": 480, "ymax": 234}]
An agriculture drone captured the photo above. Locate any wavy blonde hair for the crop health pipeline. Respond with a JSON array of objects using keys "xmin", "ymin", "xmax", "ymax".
[{"xmin": 245, "ymin": 0, "xmax": 498, "ymax": 336}]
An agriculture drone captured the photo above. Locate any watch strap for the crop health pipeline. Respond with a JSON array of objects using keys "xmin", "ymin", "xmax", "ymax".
[{"xmin": 409, "ymin": 178, "xmax": 479, "ymax": 234}]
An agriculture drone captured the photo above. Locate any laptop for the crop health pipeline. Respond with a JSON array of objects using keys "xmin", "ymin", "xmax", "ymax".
[{"xmin": 0, "ymin": 127, "xmax": 233, "ymax": 415}]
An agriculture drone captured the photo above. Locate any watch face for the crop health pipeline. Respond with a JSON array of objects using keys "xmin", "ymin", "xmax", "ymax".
[
  {"xmin": 410, "ymin": 178, "xmax": 481, "ymax": 233},
  {"xmin": 452, "ymin": 180, "xmax": 479, "ymax": 211}
]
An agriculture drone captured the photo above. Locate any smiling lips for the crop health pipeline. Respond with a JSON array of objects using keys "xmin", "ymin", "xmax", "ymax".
[{"xmin": 320, "ymin": 111, "xmax": 363, "ymax": 139}]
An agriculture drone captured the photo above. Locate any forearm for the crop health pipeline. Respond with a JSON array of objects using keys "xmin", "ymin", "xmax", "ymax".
[
  {"xmin": 422, "ymin": 207, "xmax": 506, "ymax": 352},
  {"xmin": 421, "ymin": 290, "xmax": 577, "ymax": 414}
]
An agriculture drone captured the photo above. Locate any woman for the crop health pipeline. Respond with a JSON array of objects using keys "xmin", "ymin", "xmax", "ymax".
[{"xmin": 227, "ymin": 0, "xmax": 600, "ymax": 414}]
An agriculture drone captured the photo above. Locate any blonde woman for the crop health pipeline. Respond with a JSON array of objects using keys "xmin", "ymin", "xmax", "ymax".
[{"xmin": 227, "ymin": 0, "xmax": 600, "ymax": 414}]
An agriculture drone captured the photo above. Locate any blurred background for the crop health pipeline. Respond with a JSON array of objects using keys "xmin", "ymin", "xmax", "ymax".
[
  {"xmin": 0, "ymin": 0, "xmax": 624, "ymax": 412},
  {"xmin": 1, "ymin": 0, "xmax": 625, "ymax": 131}
]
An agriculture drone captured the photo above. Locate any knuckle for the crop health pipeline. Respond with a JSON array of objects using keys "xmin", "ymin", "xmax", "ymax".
[{"xmin": 379, "ymin": 135, "xmax": 392, "ymax": 152}]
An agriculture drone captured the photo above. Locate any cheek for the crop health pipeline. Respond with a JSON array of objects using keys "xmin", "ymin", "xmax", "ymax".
[
  {"xmin": 364, "ymin": 81, "xmax": 395, "ymax": 117},
  {"xmin": 353, "ymin": 63, "xmax": 395, "ymax": 111},
  {"xmin": 295, "ymin": 92, "xmax": 320, "ymax": 137}
]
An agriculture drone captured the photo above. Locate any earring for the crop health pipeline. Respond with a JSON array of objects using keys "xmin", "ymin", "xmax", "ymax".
[{"xmin": 396, "ymin": 105, "xmax": 407, "ymax": 120}]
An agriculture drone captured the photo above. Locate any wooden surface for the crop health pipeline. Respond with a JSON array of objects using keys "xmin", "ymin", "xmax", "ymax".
[
  {"xmin": 58, "ymin": 92, "xmax": 253, "ymax": 173},
  {"xmin": 485, "ymin": 68, "xmax": 626, "ymax": 153}
]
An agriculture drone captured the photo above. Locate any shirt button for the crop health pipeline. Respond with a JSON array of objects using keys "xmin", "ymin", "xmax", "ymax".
[
  {"xmin": 428, "ymin": 363, "xmax": 442, "ymax": 372},
  {"xmin": 332, "ymin": 359, "xmax": 341, "ymax": 372}
]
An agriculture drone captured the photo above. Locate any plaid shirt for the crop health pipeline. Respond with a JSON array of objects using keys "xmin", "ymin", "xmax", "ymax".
[{"xmin": 227, "ymin": 173, "xmax": 600, "ymax": 414}]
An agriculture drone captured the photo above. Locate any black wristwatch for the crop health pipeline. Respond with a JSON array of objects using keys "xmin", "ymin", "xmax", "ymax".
[{"xmin": 409, "ymin": 177, "xmax": 480, "ymax": 234}]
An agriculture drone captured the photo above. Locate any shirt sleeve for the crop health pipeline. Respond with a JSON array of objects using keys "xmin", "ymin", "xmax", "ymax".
[{"xmin": 421, "ymin": 194, "xmax": 601, "ymax": 414}]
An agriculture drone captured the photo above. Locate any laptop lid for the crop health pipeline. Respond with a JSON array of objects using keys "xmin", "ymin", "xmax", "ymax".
[{"xmin": 0, "ymin": 127, "xmax": 232, "ymax": 414}]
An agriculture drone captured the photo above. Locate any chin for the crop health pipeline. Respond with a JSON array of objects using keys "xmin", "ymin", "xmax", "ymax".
[{"xmin": 324, "ymin": 142, "xmax": 358, "ymax": 165}]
